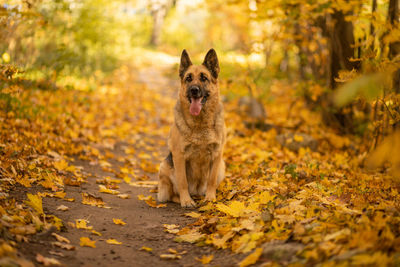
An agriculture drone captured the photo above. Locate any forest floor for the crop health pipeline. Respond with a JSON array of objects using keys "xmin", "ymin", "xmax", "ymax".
[{"xmin": 1, "ymin": 50, "xmax": 399, "ymax": 267}]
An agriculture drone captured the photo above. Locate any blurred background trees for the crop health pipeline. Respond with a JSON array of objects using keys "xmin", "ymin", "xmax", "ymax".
[{"xmin": 1, "ymin": 0, "xmax": 399, "ymax": 149}]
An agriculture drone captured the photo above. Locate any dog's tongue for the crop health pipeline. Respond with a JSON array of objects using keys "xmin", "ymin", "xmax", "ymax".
[{"xmin": 190, "ymin": 98, "xmax": 203, "ymax": 116}]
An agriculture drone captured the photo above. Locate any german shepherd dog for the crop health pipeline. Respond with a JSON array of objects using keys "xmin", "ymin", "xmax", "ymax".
[{"xmin": 157, "ymin": 49, "xmax": 226, "ymax": 208}]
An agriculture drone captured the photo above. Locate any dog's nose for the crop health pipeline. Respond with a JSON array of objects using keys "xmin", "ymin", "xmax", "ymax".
[{"xmin": 190, "ymin": 86, "xmax": 200, "ymax": 97}]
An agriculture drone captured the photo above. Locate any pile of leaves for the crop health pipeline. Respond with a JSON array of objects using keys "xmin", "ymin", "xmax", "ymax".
[
  {"xmin": 0, "ymin": 66, "xmax": 171, "ymax": 264},
  {"xmin": 173, "ymin": 80, "xmax": 400, "ymax": 266}
]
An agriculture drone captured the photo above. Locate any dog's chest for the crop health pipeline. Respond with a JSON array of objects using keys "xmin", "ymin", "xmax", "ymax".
[{"xmin": 183, "ymin": 142, "xmax": 219, "ymax": 161}]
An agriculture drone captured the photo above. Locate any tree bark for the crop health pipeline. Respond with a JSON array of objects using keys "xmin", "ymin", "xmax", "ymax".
[
  {"xmin": 370, "ymin": 0, "xmax": 377, "ymax": 38},
  {"xmin": 149, "ymin": 0, "xmax": 173, "ymax": 46},
  {"xmin": 388, "ymin": 0, "xmax": 400, "ymax": 92},
  {"xmin": 328, "ymin": 10, "xmax": 360, "ymax": 89}
]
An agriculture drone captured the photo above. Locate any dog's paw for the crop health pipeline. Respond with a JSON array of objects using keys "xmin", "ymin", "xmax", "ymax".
[
  {"xmin": 204, "ymin": 192, "xmax": 216, "ymax": 202},
  {"xmin": 180, "ymin": 196, "xmax": 196, "ymax": 208}
]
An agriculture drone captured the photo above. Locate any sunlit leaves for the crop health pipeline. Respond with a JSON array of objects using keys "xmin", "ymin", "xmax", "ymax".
[
  {"xmin": 164, "ymin": 224, "xmax": 180, "ymax": 234},
  {"xmin": 175, "ymin": 230, "xmax": 205, "ymax": 243},
  {"xmin": 25, "ymin": 194, "xmax": 43, "ymax": 215},
  {"xmin": 216, "ymin": 201, "xmax": 245, "ymax": 218},
  {"xmin": 239, "ymin": 248, "xmax": 263, "ymax": 267}
]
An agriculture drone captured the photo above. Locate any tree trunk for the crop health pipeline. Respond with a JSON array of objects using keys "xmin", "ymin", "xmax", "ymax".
[
  {"xmin": 328, "ymin": 10, "xmax": 360, "ymax": 89},
  {"xmin": 388, "ymin": 0, "xmax": 400, "ymax": 92},
  {"xmin": 149, "ymin": 0, "xmax": 172, "ymax": 46},
  {"xmin": 370, "ymin": 0, "xmax": 377, "ymax": 38}
]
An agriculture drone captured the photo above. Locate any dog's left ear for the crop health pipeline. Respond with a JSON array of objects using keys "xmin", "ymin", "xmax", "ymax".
[{"xmin": 203, "ymin": 48, "xmax": 220, "ymax": 79}]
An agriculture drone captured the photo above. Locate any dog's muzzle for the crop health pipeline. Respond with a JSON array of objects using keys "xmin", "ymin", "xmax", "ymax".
[{"xmin": 187, "ymin": 85, "xmax": 209, "ymax": 116}]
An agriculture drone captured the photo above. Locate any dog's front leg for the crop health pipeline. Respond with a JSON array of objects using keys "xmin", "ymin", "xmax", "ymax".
[
  {"xmin": 205, "ymin": 153, "xmax": 223, "ymax": 202},
  {"xmin": 174, "ymin": 153, "xmax": 196, "ymax": 208}
]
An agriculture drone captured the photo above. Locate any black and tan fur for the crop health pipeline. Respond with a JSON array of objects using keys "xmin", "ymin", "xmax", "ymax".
[{"xmin": 157, "ymin": 49, "xmax": 226, "ymax": 208}]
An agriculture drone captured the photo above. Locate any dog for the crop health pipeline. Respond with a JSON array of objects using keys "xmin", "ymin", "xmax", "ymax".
[{"xmin": 157, "ymin": 49, "xmax": 226, "ymax": 208}]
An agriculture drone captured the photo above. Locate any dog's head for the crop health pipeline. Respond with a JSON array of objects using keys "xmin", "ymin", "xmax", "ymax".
[{"xmin": 178, "ymin": 49, "xmax": 220, "ymax": 116}]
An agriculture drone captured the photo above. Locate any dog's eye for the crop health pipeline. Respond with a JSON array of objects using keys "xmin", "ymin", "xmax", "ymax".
[
  {"xmin": 185, "ymin": 75, "xmax": 192, "ymax": 82},
  {"xmin": 200, "ymin": 74, "xmax": 208, "ymax": 82}
]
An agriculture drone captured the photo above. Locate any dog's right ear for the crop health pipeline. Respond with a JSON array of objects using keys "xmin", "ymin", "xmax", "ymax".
[{"xmin": 179, "ymin": 49, "xmax": 192, "ymax": 79}]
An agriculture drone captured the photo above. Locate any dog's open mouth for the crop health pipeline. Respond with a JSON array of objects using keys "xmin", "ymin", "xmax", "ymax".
[{"xmin": 189, "ymin": 97, "xmax": 203, "ymax": 116}]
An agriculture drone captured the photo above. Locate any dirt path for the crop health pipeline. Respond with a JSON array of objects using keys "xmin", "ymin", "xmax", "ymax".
[{"xmin": 18, "ymin": 64, "xmax": 244, "ymax": 266}]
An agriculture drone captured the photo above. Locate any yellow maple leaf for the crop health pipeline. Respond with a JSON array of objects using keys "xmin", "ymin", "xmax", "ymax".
[
  {"xmin": 216, "ymin": 201, "xmax": 245, "ymax": 217},
  {"xmin": 53, "ymin": 160, "xmax": 69, "ymax": 171},
  {"xmin": 25, "ymin": 193, "xmax": 43, "ymax": 214},
  {"xmin": 106, "ymin": 239, "xmax": 122, "ymax": 245},
  {"xmin": 113, "ymin": 218, "xmax": 126, "ymax": 225},
  {"xmin": 175, "ymin": 230, "xmax": 205, "ymax": 243},
  {"xmin": 80, "ymin": 237, "xmax": 96, "ymax": 248},
  {"xmin": 75, "ymin": 219, "xmax": 93, "ymax": 230},
  {"xmin": 81, "ymin": 192, "xmax": 106, "ymax": 207},
  {"xmin": 195, "ymin": 255, "xmax": 213, "ymax": 265},
  {"xmin": 163, "ymin": 224, "xmax": 180, "ymax": 234},
  {"xmin": 239, "ymin": 248, "xmax": 263, "ymax": 267},
  {"xmin": 258, "ymin": 191, "xmax": 276, "ymax": 204},
  {"xmin": 98, "ymin": 184, "xmax": 120, "ymax": 195}
]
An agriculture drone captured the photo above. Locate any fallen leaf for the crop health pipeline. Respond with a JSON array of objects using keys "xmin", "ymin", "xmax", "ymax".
[
  {"xmin": 98, "ymin": 184, "xmax": 120, "ymax": 195},
  {"xmin": 75, "ymin": 219, "xmax": 93, "ymax": 230},
  {"xmin": 129, "ymin": 181, "xmax": 158, "ymax": 188},
  {"xmin": 184, "ymin": 211, "xmax": 202, "ymax": 218},
  {"xmin": 106, "ymin": 239, "xmax": 122, "ymax": 245},
  {"xmin": 163, "ymin": 224, "xmax": 180, "ymax": 234},
  {"xmin": 195, "ymin": 255, "xmax": 214, "ymax": 264},
  {"xmin": 56, "ymin": 205, "xmax": 69, "ymax": 211},
  {"xmin": 175, "ymin": 230, "xmax": 205, "ymax": 243},
  {"xmin": 91, "ymin": 230, "xmax": 102, "ymax": 236},
  {"xmin": 81, "ymin": 192, "xmax": 106, "ymax": 207},
  {"xmin": 239, "ymin": 248, "xmax": 263, "ymax": 267},
  {"xmin": 49, "ymin": 250, "xmax": 65, "ymax": 257},
  {"xmin": 216, "ymin": 201, "xmax": 245, "ymax": 218},
  {"xmin": 53, "ymin": 241, "xmax": 75, "ymax": 251},
  {"xmin": 51, "ymin": 233, "xmax": 70, "ymax": 243},
  {"xmin": 36, "ymin": 253, "xmax": 61, "ymax": 266},
  {"xmin": 117, "ymin": 194, "xmax": 130, "ymax": 199},
  {"xmin": 140, "ymin": 246, "xmax": 153, "ymax": 252},
  {"xmin": 160, "ymin": 254, "xmax": 181, "ymax": 260},
  {"xmin": 25, "ymin": 193, "xmax": 43, "ymax": 214},
  {"xmin": 80, "ymin": 237, "xmax": 96, "ymax": 248},
  {"xmin": 113, "ymin": 218, "xmax": 126, "ymax": 225}
]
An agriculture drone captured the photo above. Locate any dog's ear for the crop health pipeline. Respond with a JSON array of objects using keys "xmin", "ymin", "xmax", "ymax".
[
  {"xmin": 179, "ymin": 49, "xmax": 192, "ymax": 79},
  {"xmin": 202, "ymin": 48, "xmax": 220, "ymax": 79}
]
